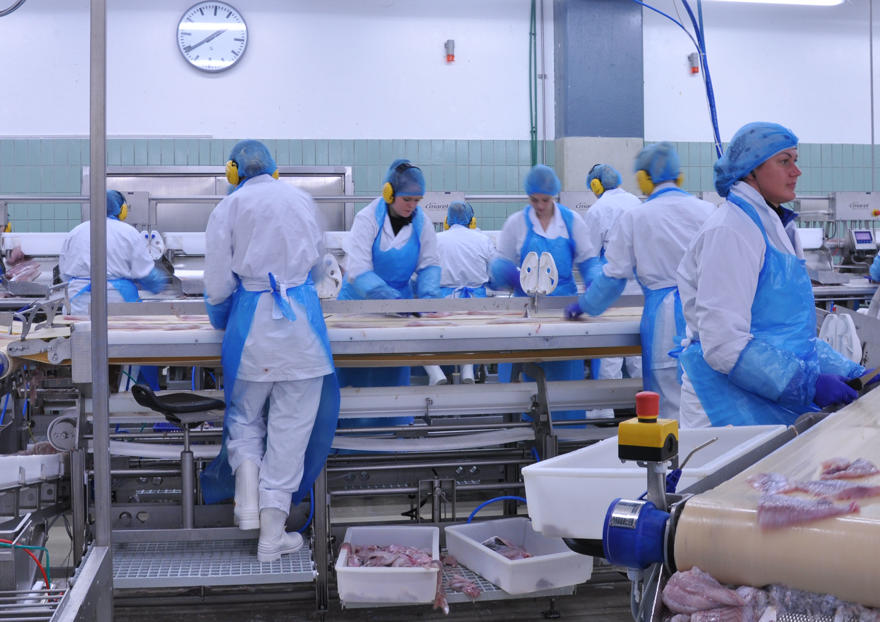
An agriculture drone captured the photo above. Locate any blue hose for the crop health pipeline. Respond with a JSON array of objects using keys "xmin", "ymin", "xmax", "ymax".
[
  {"xmin": 0, "ymin": 393, "xmax": 9, "ymax": 427},
  {"xmin": 467, "ymin": 496, "xmax": 527, "ymax": 524},
  {"xmin": 530, "ymin": 446, "xmax": 540, "ymax": 462},
  {"xmin": 296, "ymin": 488, "xmax": 315, "ymax": 533},
  {"xmin": 191, "ymin": 366, "xmax": 197, "ymax": 391}
]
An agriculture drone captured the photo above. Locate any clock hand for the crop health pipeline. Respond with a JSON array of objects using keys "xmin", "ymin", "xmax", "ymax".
[{"xmin": 183, "ymin": 29, "xmax": 225, "ymax": 54}]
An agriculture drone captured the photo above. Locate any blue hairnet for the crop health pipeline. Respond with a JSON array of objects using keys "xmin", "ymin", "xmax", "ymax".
[
  {"xmin": 384, "ymin": 159, "xmax": 425, "ymax": 197},
  {"xmin": 446, "ymin": 201, "xmax": 474, "ymax": 227},
  {"xmin": 107, "ymin": 190, "xmax": 125, "ymax": 219},
  {"xmin": 714, "ymin": 122, "xmax": 798, "ymax": 197},
  {"xmin": 229, "ymin": 139, "xmax": 277, "ymax": 182},
  {"xmin": 587, "ymin": 164, "xmax": 622, "ymax": 191},
  {"xmin": 524, "ymin": 164, "xmax": 561, "ymax": 196},
  {"xmin": 634, "ymin": 142, "xmax": 680, "ymax": 184}
]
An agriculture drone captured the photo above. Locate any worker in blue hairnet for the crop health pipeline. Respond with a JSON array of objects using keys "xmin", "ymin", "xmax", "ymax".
[
  {"xmin": 491, "ymin": 164, "xmax": 593, "ymax": 422},
  {"xmin": 423, "ymin": 200, "xmax": 495, "ymax": 385},
  {"xmin": 581, "ymin": 164, "xmax": 643, "ymax": 417},
  {"xmin": 60, "ymin": 190, "xmax": 167, "ymax": 315},
  {"xmin": 337, "ymin": 159, "xmax": 442, "ymax": 424},
  {"xmin": 201, "ymin": 139, "xmax": 340, "ymax": 562},
  {"xmin": 677, "ymin": 122, "xmax": 866, "ymax": 427},
  {"xmin": 566, "ymin": 143, "xmax": 714, "ymax": 421}
]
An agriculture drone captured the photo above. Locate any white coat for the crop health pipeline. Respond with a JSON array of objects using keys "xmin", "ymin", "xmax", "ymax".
[
  {"xmin": 437, "ymin": 225, "xmax": 495, "ymax": 289},
  {"xmin": 676, "ymin": 181, "xmax": 803, "ymax": 427},
  {"xmin": 60, "ymin": 218, "xmax": 156, "ymax": 314},
  {"xmin": 603, "ymin": 182, "xmax": 715, "ymax": 370},
  {"xmin": 580, "ymin": 187, "xmax": 642, "ymax": 259},
  {"xmin": 204, "ymin": 175, "xmax": 332, "ymax": 383},
  {"xmin": 342, "ymin": 197, "xmax": 440, "ymax": 282}
]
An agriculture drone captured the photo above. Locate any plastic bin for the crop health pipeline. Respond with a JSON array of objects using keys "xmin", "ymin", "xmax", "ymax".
[
  {"xmin": 522, "ymin": 425, "xmax": 786, "ymax": 539},
  {"xmin": 335, "ymin": 525, "xmax": 440, "ymax": 605},
  {"xmin": 445, "ymin": 517, "xmax": 591, "ymax": 594}
]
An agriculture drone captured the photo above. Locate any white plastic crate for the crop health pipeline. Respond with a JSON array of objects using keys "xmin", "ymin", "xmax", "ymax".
[
  {"xmin": 522, "ymin": 425, "xmax": 786, "ymax": 539},
  {"xmin": 335, "ymin": 525, "xmax": 440, "ymax": 606},
  {"xmin": 445, "ymin": 517, "xmax": 591, "ymax": 594}
]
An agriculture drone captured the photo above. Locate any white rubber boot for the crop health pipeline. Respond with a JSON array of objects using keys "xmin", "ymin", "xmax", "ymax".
[
  {"xmin": 424, "ymin": 365, "xmax": 448, "ymax": 386},
  {"xmin": 233, "ymin": 461, "xmax": 260, "ymax": 530},
  {"xmin": 257, "ymin": 508, "xmax": 304, "ymax": 563},
  {"xmin": 460, "ymin": 365, "xmax": 475, "ymax": 384}
]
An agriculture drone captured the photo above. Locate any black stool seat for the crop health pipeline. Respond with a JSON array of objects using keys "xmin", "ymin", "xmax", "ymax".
[{"xmin": 131, "ymin": 384, "xmax": 225, "ymax": 428}]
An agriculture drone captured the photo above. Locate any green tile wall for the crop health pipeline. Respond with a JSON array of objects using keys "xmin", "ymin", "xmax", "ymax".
[{"xmin": 4, "ymin": 137, "xmax": 879, "ymax": 232}]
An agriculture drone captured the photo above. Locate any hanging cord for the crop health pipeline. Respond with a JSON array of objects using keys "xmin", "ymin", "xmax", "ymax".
[
  {"xmin": 0, "ymin": 539, "xmax": 50, "ymax": 589},
  {"xmin": 467, "ymin": 496, "xmax": 528, "ymax": 523},
  {"xmin": 632, "ymin": 0, "xmax": 723, "ymax": 157},
  {"xmin": 528, "ymin": 0, "xmax": 539, "ymax": 165}
]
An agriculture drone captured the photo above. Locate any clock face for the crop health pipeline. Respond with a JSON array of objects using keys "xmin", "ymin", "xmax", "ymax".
[{"xmin": 177, "ymin": 2, "xmax": 248, "ymax": 73}]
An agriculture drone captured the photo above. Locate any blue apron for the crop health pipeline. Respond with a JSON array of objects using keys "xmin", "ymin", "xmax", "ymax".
[
  {"xmin": 336, "ymin": 200, "xmax": 426, "ymax": 426},
  {"xmin": 71, "ymin": 278, "xmax": 161, "ymax": 391},
  {"xmin": 200, "ymin": 274, "xmax": 341, "ymax": 505},
  {"xmin": 679, "ymin": 194, "xmax": 818, "ymax": 426},
  {"xmin": 498, "ymin": 204, "xmax": 585, "ymax": 422}
]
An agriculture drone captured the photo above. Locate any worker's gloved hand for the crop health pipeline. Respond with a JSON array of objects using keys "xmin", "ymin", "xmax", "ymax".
[
  {"xmin": 352, "ymin": 271, "xmax": 402, "ymax": 300},
  {"xmin": 814, "ymin": 373, "xmax": 859, "ymax": 408},
  {"xmin": 564, "ymin": 301, "xmax": 584, "ymax": 320},
  {"xmin": 871, "ymin": 255, "xmax": 880, "ymax": 282},
  {"xmin": 136, "ymin": 266, "xmax": 169, "ymax": 294},
  {"xmin": 415, "ymin": 265, "xmax": 443, "ymax": 299},
  {"xmin": 488, "ymin": 257, "xmax": 522, "ymax": 294}
]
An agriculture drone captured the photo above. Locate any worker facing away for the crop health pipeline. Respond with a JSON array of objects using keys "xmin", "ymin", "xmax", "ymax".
[
  {"xmin": 491, "ymin": 164, "xmax": 593, "ymax": 422},
  {"xmin": 201, "ymin": 139, "xmax": 340, "ymax": 562},
  {"xmin": 336, "ymin": 159, "xmax": 442, "ymax": 425},
  {"xmin": 580, "ymin": 163, "xmax": 643, "ymax": 417},
  {"xmin": 60, "ymin": 189, "xmax": 167, "ymax": 315},
  {"xmin": 677, "ymin": 122, "xmax": 868, "ymax": 427},
  {"xmin": 566, "ymin": 143, "xmax": 714, "ymax": 421},
  {"xmin": 423, "ymin": 200, "xmax": 495, "ymax": 385}
]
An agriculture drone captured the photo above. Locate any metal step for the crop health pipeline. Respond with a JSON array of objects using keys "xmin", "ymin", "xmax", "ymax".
[{"xmin": 112, "ymin": 538, "xmax": 315, "ymax": 589}]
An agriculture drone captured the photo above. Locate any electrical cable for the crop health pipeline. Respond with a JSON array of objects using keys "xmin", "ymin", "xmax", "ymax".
[
  {"xmin": 0, "ymin": 392, "xmax": 9, "ymax": 428},
  {"xmin": 466, "ymin": 495, "xmax": 527, "ymax": 523},
  {"xmin": 0, "ymin": 539, "xmax": 50, "ymax": 589}
]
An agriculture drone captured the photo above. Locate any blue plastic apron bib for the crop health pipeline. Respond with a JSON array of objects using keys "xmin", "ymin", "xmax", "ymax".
[
  {"xmin": 498, "ymin": 204, "xmax": 585, "ymax": 422},
  {"xmin": 336, "ymin": 201, "xmax": 425, "ymax": 426},
  {"xmin": 200, "ymin": 274, "xmax": 340, "ymax": 505},
  {"xmin": 678, "ymin": 194, "xmax": 818, "ymax": 426}
]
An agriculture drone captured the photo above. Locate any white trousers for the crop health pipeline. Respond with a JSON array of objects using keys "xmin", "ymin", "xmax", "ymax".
[
  {"xmin": 587, "ymin": 356, "xmax": 644, "ymax": 419},
  {"xmin": 225, "ymin": 377, "xmax": 323, "ymax": 513},
  {"xmin": 651, "ymin": 366, "xmax": 682, "ymax": 422}
]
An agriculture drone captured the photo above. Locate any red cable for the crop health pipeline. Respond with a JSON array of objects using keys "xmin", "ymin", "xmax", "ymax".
[{"xmin": 0, "ymin": 538, "xmax": 50, "ymax": 590}]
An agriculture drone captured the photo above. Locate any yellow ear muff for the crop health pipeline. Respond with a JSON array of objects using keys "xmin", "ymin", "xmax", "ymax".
[
  {"xmin": 468, "ymin": 217, "xmax": 477, "ymax": 229},
  {"xmin": 589, "ymin": 178, "xmax": 605, "ymax": 197},
  {"xmin": 226, "ymin": 160, "xmax": 240, "ymax": 186},
  {"xmin": 272, "ymin": 169, "xmax": 280, "ymax": 180},
  {"xmin": 675, "ymin": 173, "xmax": 684, "ymax": 187},
  {"xmin": 118, "ymin": 202, "xmax": 129, "ymax": 222},
  {"xmin": 443, "ymin": 217, "xmax": 450, "ymax": 230},
  {"xmin": 382, "ymin": 182, "xmax": 395, "ymax": 204},
  {"xmin": 636, "ymin": 170, "xmax": 655, "ymax": 196}
]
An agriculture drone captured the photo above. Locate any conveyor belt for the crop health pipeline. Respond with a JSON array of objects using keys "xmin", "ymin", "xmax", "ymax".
[{"xmin": 673, "ymin": 389, "xmax": 880, "ymax": 608}]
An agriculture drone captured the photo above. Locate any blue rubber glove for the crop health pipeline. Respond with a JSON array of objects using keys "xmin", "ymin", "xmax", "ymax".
[
  {"xmin": 415, "ymin": 265, "xmax": 443, "ymax": 299},
  {"xmin": 135, "ymin": 266, "xmax": 168, "ymax": 294},
  {"xmin": 814, "ymin": 373, "xmax": 859, "ymax": 408},
  {"xmin": 352, "ymin": 271, "xmax": 402, "ymax": 300},
  {"xmin": 205, "ymin": 295, "xmax": 233, "ymax": 330},
  {"xmin": 564, "ymin": 301, "xmax": 584, "ymax": 320},
  {"xmin": 871, "ymin": 255, "xmax": 880, "ymax": 282},
  {"xmin": 489, "ymin": 257, "xmax": 524, "ymax": 294}
]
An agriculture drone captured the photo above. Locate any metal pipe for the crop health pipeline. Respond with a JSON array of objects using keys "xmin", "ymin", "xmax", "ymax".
[
  {"xmin": 539, "ymin": 0, "xmax": 547, "ymax": 164},
  {"xmin": 329, "ymin": 481, "xmax": 523, "ymax": 497},
  {"xmin": 89, "ymin": 0, "xmax": 112, "ymax": 559},
  {"xmin": 326, "ymin": 457, "xmax": 531, "ymax": 472},
  {"xmin": 871, "ymin": 0, "xmax": 875, "ymax": 191}
]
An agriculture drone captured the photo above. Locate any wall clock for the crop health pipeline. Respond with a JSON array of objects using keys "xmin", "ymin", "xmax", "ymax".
[{"xmin": 177, "ymin": 2, "xmax": 248, "ymax": 73}]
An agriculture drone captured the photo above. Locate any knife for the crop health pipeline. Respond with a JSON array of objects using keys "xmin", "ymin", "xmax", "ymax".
[{"xmin": 846, "ymin": 367, "xmax": 880, "ymax": 392}]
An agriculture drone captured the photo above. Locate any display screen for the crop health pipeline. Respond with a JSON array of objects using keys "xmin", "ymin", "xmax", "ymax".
[{"xmin": 854, "ymin": 230, "xmax": 874, "ymax": 244}]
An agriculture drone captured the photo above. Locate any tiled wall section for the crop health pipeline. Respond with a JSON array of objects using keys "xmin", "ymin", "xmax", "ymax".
[{"xmin": 0, "ymin": 138, "xmax": 877, "ymax": 232}]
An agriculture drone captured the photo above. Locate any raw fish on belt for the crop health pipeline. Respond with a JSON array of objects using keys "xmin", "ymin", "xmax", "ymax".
[
  {"xmin": 661, "ymin": 567, "xmax": 747, "ymax": 614},
  {"xmin": 746, "ymin": 473, "xmax": 798, "ymax": 495},
  {"xmin": 756, "ymin": 493, "xmax": 858, "ymax": 529},
  {"xmin": 820, "ymin": 457, "xmax": 880, "ymax": 480},
  {"xmin": 748, "ymin": 472, "xmax": 880, "ymax": 501}
]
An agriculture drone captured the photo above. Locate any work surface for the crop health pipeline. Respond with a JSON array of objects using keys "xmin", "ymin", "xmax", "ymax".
[{"xmin": 4, "ymin": 308, "xmax": 643, "ymax": 379}]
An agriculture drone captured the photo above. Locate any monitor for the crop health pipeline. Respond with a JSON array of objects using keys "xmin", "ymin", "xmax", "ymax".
[{"xmin": 850, "ymin": 229, "xmax": 876, "ymax": 251}]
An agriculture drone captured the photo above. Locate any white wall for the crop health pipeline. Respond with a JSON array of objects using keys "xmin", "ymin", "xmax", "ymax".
[
  {"xmin": 643, "ymin": 0, "xmax": 877, "ymax": 144},
  {"xmin": 0, "ymin": 0, "xmax": 554, "ymax": 140}
]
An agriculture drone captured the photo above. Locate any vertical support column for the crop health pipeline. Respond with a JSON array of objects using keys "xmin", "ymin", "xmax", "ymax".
[
  {"xmin": 553, "ymin": 0, "xmax": 645, "ymax": 192},
  {"xmin": 89, "ymin": 0, "xmax": 113, "ymax": 618},
  {"xmin": 70, "ymin": 448, "xmax": 86, "ymax": 568},
  {"xmin": 313, "ymin": 467, "xmax": 329, "ymax": 612}
]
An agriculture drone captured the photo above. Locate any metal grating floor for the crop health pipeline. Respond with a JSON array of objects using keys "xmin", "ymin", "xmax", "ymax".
[{"xmin": 113, "ymin": 539, "xmax": 316, "ymax": 588}]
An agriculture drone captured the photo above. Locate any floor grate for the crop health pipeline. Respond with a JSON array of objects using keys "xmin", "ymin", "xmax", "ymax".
[{"xmin": 113, "ymin": 538, "xmax": 315, "ymax": 588}]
